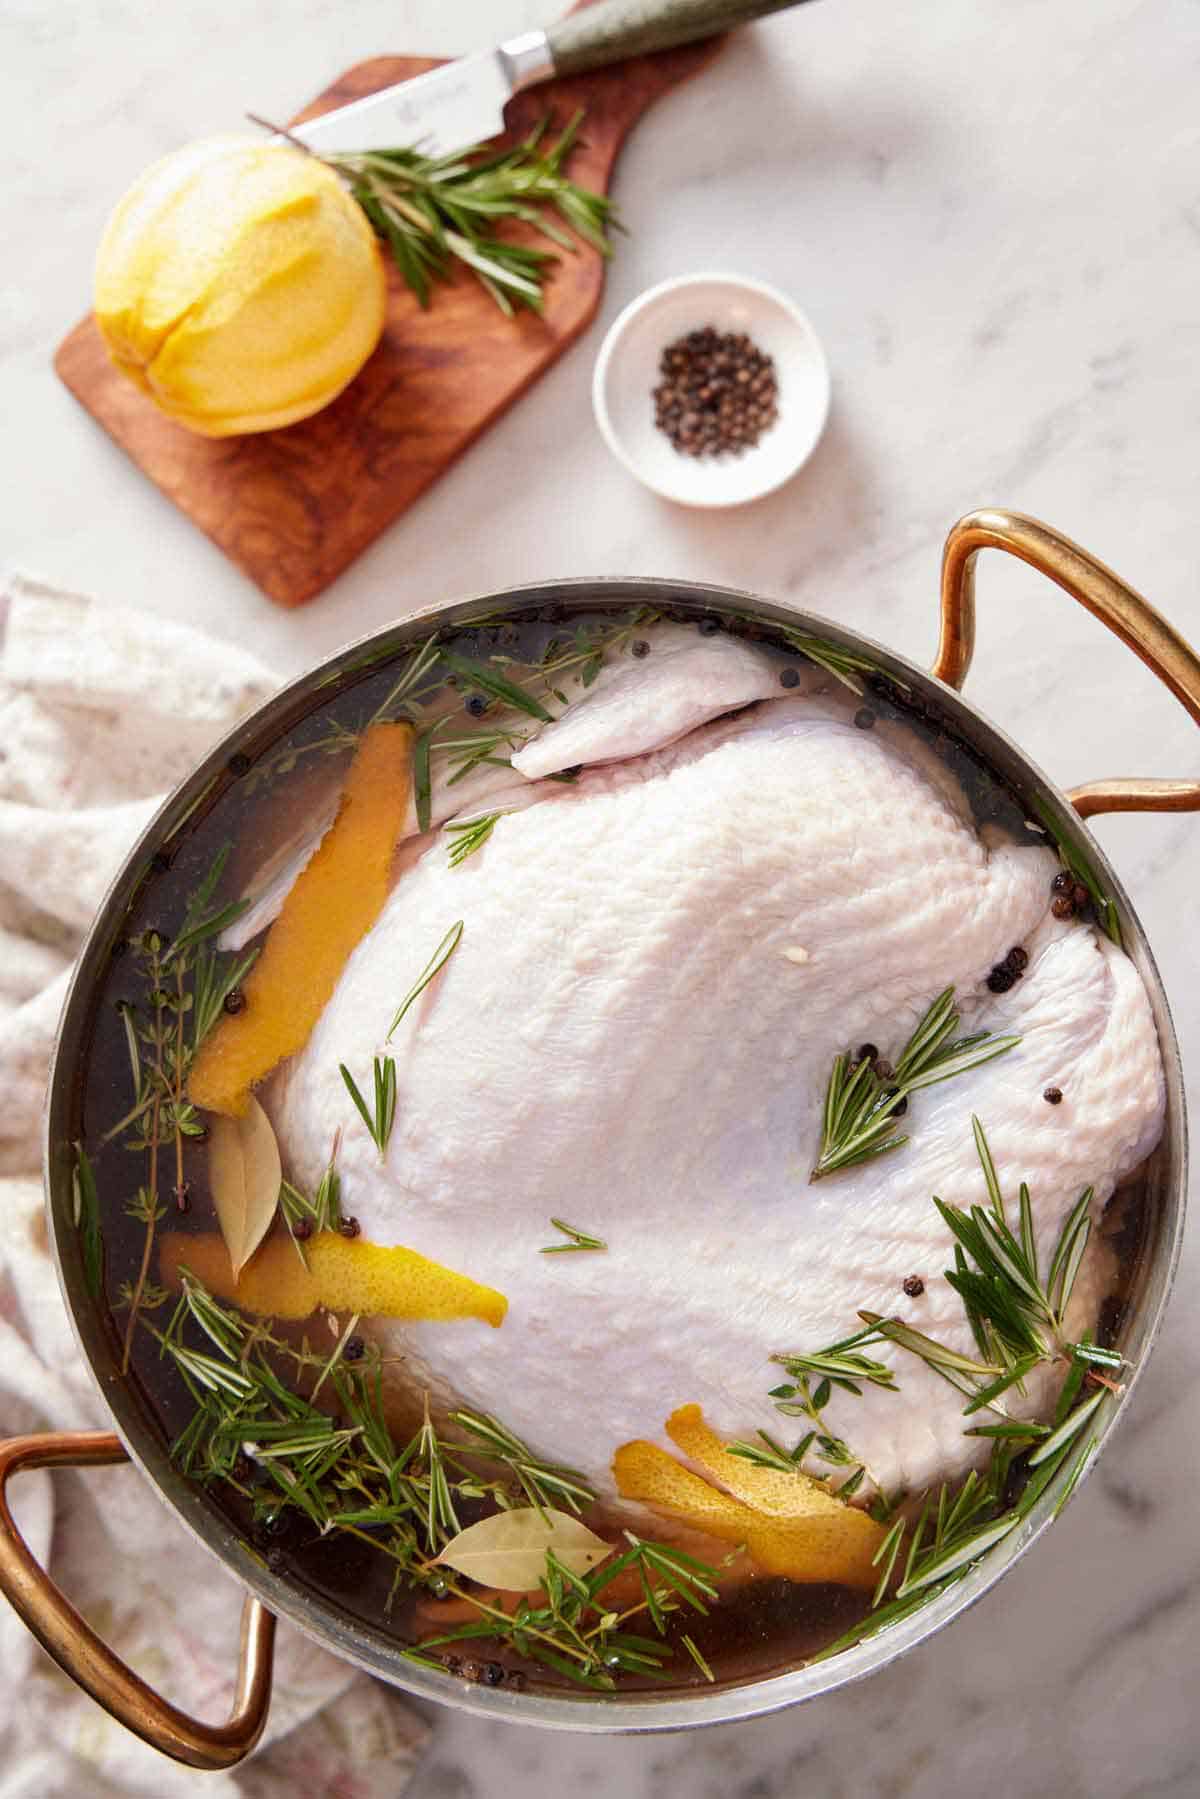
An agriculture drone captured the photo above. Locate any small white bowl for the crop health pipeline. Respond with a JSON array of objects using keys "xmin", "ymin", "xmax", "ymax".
[{"xmin": 591, "ymin": 273, "xmax": 830, "ymax": 508}]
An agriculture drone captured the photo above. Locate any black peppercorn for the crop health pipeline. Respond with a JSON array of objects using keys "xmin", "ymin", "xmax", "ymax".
[
  {"xmin": 853, "ymin": 708, "xmax": 876, "ymax": 731},
  {"xmin": 653, "ymin": 325, "xmax": 779, "ymax": 458},
  {"xmin": 902, "ymin": 1275, "xmax": 925, "ymax": 1298},
  {"xmin": 886, "ymin": 1090, "xmax": 909, "ymax": 1117},
  {"xmin": 1004, "ymin": 946, "xmax": 1029, "ymax": 974},
  {"xmin": 779, "ymin": 667, "xmax": 801, "ymax": 689},
  {"xmin": 1072, "ymin": 882, "xmax": 1090, "ymax": 910},
  {"xmin": 443, "ymin": 1655, "xmax": 462, "ymax": 1676},
  {"xmin": 1051, "ymin": 894, "xmax": 1076, "ymax": 920},
  {"xmin": 482, "ymin": 1662, "xmax": 505, "ymax": 1687},
  {"xmin": 873, "ymin": 1058, "xmax": 894, "ymax": 1082},
  {"xmin": 631, "ymin": 639, "xmax": 651, "ymax": 659},
  {"xmin": 227, "ymin": 752, "xmax": 251, "ymax": 777},
  {"xmin": 292, "ymin": 1217, "xmax": 313, "ymax": 1240},
  {"xmin": 343, "ymin": 1335, "xmax": 366, "ymax": 1362},
  {"xmin": 1051, "ymin": 870, "xmax": 1073, "ymax": 894},
  {"xmin": 857, "ymin": 1043, "xmax": 879, "ymax": 1064},
  {"xmin": 1043, "ymin": 1086, "xmax": 1064, "ymax": 1105},
  {"xmin": 460, "ymin": 1660, "xmax": 482, "ymax": 1684},
  {"xmin": 339, "ymin": 1215, "xmax": 361, "ymax": 1239},
  {"xmin": 506, "ymin": 1670, "xmax": 527, "ymax": 1693},
  {"xmin": 223, "ymin": 986, "xmax": 246, "ymax": 1015},
  {"xmin": 987, "ymin": 965, "xmax": 1016, "ymax": 993},
  {"xmin": 465, "ymin": 693, "xmax": 489, "ymax": 717}
]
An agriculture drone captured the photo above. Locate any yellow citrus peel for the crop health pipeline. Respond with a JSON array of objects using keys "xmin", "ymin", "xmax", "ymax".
[
  {"xmin": 613, "ymin": 1404, "xmax": 885, "ymax": 1591},
  {"xmin": 189, "ymin": 721, "xmax": 412, "ymax": 1117},
  {"xmin": 160, "ymin": 1230, "xmax": 507, "ymax": 1328}
]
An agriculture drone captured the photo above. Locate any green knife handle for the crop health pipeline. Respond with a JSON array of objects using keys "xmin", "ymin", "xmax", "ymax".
[{"xmin": 546, "ymin": 0, "xmax": 817, "ymax": 79}]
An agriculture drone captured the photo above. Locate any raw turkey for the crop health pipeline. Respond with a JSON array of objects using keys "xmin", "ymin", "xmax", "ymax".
[{"xmin": 268, "ymin": 637, "xmax": 1164, "ymax": 1502}]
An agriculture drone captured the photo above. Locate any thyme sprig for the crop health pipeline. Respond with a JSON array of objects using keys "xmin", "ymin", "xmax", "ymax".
[
  {"xmin": 810, "ymin": 987, "xmax": 1021, "ymax": 1181},
  {"xmin": 100, "ymin": 848, "xmax": 256, "ymax": 1367},
  {"xmin": 414, "ymin": 1532, "xmax": 721, "ymax": 1690},
  {"xmin": 321, "ymin": 112, "xmax": 616, "ymax": 316}
]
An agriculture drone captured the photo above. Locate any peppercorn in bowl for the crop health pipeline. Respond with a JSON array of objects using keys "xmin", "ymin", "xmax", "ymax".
[{"xmin": 591, "ymin": 272, "xmax": 830, "ymax": 506}]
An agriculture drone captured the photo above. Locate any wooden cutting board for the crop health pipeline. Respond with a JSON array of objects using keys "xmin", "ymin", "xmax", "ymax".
[{"xmin": 54, "ymin": 28, "xmax": 722, "ymax": 607}]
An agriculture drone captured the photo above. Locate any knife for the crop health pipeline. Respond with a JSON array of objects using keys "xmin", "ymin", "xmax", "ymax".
[{"xmin": 289, "ymin": 0, "xmax": 819, "ymax": 158}]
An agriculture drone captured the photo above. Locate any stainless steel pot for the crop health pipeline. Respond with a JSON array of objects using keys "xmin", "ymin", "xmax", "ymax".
[{"xmin": 3, "ymin": 509, "xmax": 1198, "ymax": 1766}]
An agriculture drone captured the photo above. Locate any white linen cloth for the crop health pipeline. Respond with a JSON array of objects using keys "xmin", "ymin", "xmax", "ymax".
[{"xmin": 0, "ymin": 574, "xmax": 430, "ymax": 1798}]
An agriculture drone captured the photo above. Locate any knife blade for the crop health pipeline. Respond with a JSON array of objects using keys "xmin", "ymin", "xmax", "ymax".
[{"xmin": 289, "ymin": 0, "xmax": 818, "ymax": 158}]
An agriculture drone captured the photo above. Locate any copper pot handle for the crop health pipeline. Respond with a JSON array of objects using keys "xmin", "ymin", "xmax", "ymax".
[
  {"xmin": 0, "ymin": 1430, "xmax": 276, "ymax": 1770},
  {"xmin": 932, "ymin": 508, "xmax": 1200, "ymax": 817}
]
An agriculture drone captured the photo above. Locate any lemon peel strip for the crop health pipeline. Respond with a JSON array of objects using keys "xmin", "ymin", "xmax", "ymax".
[
  {"xmin": 614, "ymin": 1405, "xmax": 886, "ymax": 1591},
  {"xmin": 160, "ymin": 1229, "xmax": 507, "ymax": 1328}
]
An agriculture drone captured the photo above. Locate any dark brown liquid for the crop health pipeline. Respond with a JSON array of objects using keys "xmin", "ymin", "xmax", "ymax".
[{"xmin": 74, "ymin": 606, "xmax": 1160, "ymax": 1699}]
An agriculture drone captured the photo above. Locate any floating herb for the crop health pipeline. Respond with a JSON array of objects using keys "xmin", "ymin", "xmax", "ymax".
[
  {"xmin": 340, "ymin": 1056, "xmax": 397, "ymax": 1155},
  {"xmin": 436, "ymin": 1506, "xmax": 610, "ymax": 1591},
  {"xmin": 445, "ymin": 813, "xmax": 500, "ymax": 868},
  {"xmin": 810, "ymin": 988, "xmax": 1021, "ymax": 1181},
  {"xmin": 72, "ymin": 1145, "xmax": 103, "ymax": 1300},
  {"xmin": 779, "ymin": 628, "xmax": 879, "ymax": 696},
  {"xmin": 777, "ymin": 1121, "xmax": 1120, "ymax": 1656},
  {"xmin": 149, "ymin": 1274, "xmax": 719, "ymax": 1688},
  {"xmin": 387, "ymin": 921, "xmax": 464, "ymax": 1038},
  {"xmin": 446, "ymin": 1409, "xmax": 595, "ymax": 1517},
  {"xmin": 1031, "ymin": 796, "xmax": 1122, "ymax": 945},
  {"xmin": 540, "ymin": 1218, "xmax": 607, "ymax": 1255},
  {"xmin": 207, "ymin": 1096, "xmax": 282, "ymax": 1280},
  {"xmin": 279, "ymin": 1139, "xmax": 344, "ymax": 1261},
  {"xmin": 99, "ymin": 850, "xmax": 258, "ymax": 1367},
  {"xmin": 681, "ymin": 1633, "xmax": 715, "ymax": 1682}
]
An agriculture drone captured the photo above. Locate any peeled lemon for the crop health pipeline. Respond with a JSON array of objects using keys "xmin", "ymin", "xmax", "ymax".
[{"xmin": 93, "ymin": 135, "xmax": 387, "ymax": 436}]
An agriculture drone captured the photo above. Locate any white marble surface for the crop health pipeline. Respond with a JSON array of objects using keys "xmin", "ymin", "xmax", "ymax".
[{"xmin": 3, "ymin": 0, "xmax": 1200, "ymax": 1793}]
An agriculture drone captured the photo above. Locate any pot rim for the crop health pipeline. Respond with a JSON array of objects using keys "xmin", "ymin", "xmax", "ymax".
[{"xmin": 41, "ymin": 574, "xmax": 1188, "ymax": 1732}]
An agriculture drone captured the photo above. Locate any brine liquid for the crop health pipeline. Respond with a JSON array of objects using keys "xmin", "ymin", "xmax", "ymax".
[{"xmin": 72, "ymin": 604, "xmax": 1159, "ymax": 1698}]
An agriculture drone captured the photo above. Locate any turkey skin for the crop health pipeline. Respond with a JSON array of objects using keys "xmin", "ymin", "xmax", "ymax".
[{"xmin": 268, "ymin": 680, "xmax": 1164, "ymax": 1500}]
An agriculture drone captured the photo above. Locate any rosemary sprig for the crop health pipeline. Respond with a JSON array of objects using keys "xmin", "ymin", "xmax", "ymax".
[
  {"xmin": 387, "ymin": 921, "xmax": 464, "ymax": 1038},
  {"xmin": 445, "ymin": 813, "xmax": 500, "ymax": 867},
  {"xmin": 151, "ymin": 1275, "xmax": 721, "ymax": 1687},
  {"xmin": 810, "ymin": 988, "xmax": 1021, "ymax": 1181},
  {"xmin": 777, "ymin": 1121, "xmax": 1120, "ymax": 1655},
  {"xmin": 446, "ymin": 1409, "xmax": 595, "ymax": 1516},
  {"xmin": 278, "ymin": 1139, "xmax": 344, "ymax": 1264},
  {"xmin": 540, "ymin": 1218, "xmax": 607, "ymax": 1255},
  {"xmin": 321, "ymin": 112, "xmax": 616, "ymax": 316},
  {"xmin": 779, "ymin": 628, "xmax": 879, "ymax": 696},
  {"xmin": 340, "ymin": 1056, "xmax": 397, "ymax": 1155}
]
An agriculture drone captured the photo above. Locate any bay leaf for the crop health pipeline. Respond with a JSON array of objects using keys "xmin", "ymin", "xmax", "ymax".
[
  {"xmin": 435, "ymin": 1506, "xmax": 610, "ymax": 1593},
  {"xmin": 208, "ymin": 1095, "xmax": 282, "ymax": 1279}
]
